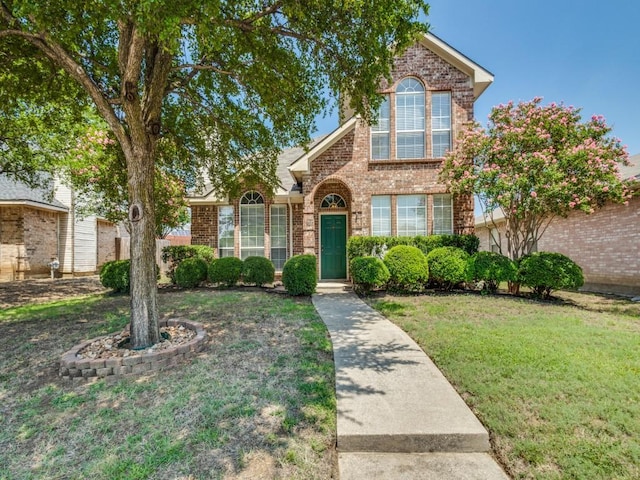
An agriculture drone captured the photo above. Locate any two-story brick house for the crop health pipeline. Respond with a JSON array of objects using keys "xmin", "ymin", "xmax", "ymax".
[{"xmin": 189, "ymin": 33, "xmax": 493, "ymax": 280}]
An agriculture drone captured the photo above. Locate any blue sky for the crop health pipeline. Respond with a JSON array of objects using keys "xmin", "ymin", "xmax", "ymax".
[{"xmin": 314, "ymin": 0, "xmax": 640, "ymax": 155}]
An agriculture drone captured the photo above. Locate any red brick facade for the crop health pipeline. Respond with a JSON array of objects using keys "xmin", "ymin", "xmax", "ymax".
[{"xmin": 190, "ymin": 35, "xmax": 491, "ymax": 278}]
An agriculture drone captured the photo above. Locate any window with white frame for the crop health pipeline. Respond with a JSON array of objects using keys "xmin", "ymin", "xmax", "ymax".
[
  {"xmin": 433, "ymin": 194, "xmax": 453, "ymax": 234},
  {"xmin": 397, "ymin": 195, "xmax": 426, "ymax": 236},
  {"xmin": 489, "ymin": 227, "xmax": 500, "ymax": 253},
  {"xmin": 240, "ymin": 191, "xmax": 265, "ymax": 259},
  {"xmin": 371, "ymin": 96, "xmax": 390, "ymax": 160},
  {"xmin": 371, "ymin": 195, "xmax": 391, "ymax": 236},
  {"xmin": 270, "ymin": 204, "xmax": 287, "ymax": 270},
  {"xmin": 431, "ymin": 92, "xmax": 452, "ymax": 158},
  {"xmin": 396, "ymin": 78, "xmax": 425, "ymax": 159},
  {"xmin": 218, "ymin": 206, "xmax": 235, "ymax": 258}
]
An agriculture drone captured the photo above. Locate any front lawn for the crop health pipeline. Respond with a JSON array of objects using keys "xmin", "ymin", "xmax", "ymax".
[
  {"xmin": 368, "ymin": 291, "xmax": 640, "ymax": 480},
  {"xmin": 0, "ymin": 290, "xmax": 336, "ymax": 480}
]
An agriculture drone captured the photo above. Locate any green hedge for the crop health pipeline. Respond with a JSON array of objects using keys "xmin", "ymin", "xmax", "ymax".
[
  {"xmin": 347, "ymin": 234, "xmax": 479, "ymax": 262},
  {"xmin": 426, "ymin": 246, "xmax": 469, "ymax": 291},
  {"xmin": 350, "ymin": 256, "xmax": 390, "ymax": 295},
  {"xmin": 466, "ymin": 251, "xmax": 517, "ymax": 293},
  {"xmin": 242, "ymin": 256, "xmax": 275, "ymax": 286},
  {"xmin": 100, "ymin": 260, "xmax": 130, "ymax": 293},
  {"xmin": 282, "ymin": 254, "xmax": 317, "ymax": 296},
  {"xmin": 161, "ymin": 245, "xmax": 215, "ymax": 284},
  {"xmin": 518, "ymin": 252, "xmax": 584, "ymax": 299},
  {"xmin": 174, "ymin": 257, "xmax": 208, "ymax": 288},
  {"xmin": 383, "ymin": 245, "xmax": 429, "ymax": 293},
  {"xmin": 208, "ymin": 257, "xmax": 243, "ymax": 287}
]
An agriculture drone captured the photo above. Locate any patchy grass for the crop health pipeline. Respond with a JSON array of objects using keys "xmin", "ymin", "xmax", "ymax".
[
  {"xmin": 368, "ymin": 291, "xmax": 640, "ymax": 480},
  {"xmin": 0, "ymin": 289, "xmax": 336, "ymax": 479}
]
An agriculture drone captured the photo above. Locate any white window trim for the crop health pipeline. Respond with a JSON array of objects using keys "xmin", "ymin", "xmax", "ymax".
[
  {"xmin": 371, "ymin": 195, "xmax": 392, "ymax": 236},
  {"xmin": 240, "ymin": 191, "xmax": 265, "ymax": 259},
  {"xmin": 432, "ymin": 194, "xmax": 454, "ymax": 235},
  {"xmin": 270, "ymin": 204, "xmax": 288, "ymax": 270},
  {"xmin": 396, "ymin": 194, "xmax": 427, "ymax": 236},
  {"xmin": 431, "ymin": 92, "xmax": 452, "ymax": 158},
  {"xmin": 218, "ymin": 205, "xmax": 235, "ymax": 258},
  {"xmin": 371, "ymin": 95, "xmax": 390, "ymax": 160},
  {"xmin": 396, "ymin": 78, "xmax": 425, "ymax": 160}
]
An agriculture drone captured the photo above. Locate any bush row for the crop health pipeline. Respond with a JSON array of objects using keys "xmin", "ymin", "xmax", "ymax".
[
  {"xmin": 100, "ymin": 254, "xmax": 317, "ymax": 296},
  {"xmin": 351, "ymin": 247, "xmax": 583, "ymax": 298},
  {"xmin": 347, "ymin": 234, "xmax": 480, "ymax": 262}
]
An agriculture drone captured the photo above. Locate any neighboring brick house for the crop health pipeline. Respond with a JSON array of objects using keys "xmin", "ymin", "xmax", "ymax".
[
  {"xmin": 0, "ymin": 175, "xmax": 121, "ymax": 282},
  {"xmin": 189, "ymin": 34, "xmax": 494, "ymax": 280},
  {"xmin": 476, "ymin": 154, "xmax": 640, "ymax": 296}
]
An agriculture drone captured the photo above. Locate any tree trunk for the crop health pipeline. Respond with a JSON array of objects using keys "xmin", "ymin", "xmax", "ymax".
[{"xmin": 127, "ymin": 145, "xmax": 160, "ymax": 349}]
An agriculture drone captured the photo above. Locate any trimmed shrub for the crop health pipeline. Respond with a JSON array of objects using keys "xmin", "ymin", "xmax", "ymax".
[
  {"xmin": 100, "ymin": 260, "xmax": 130, "ymax": 293},
  {"xmin": 208, "ymin": 257, "xmax": 243, "ymax": 287},
  {"xmin": 350, "ymin": 256, "xmax": 390, "ymax": 295},
  {"xmin": 518, "ymin": 252, "xmax": 584, "ymax": 299},
  {"xmin": 426, "ymin": 246, "xmax": 469, "ymax": 291},
  {"xmin": 383, "ymin": 245, "xmax": 429, "ymax": 293},
  {"xmin": 347, "ymin": 234, "xmax": 479, "ymax": 263},
  {"xmin": 161, "ymin": 245, "xmax": 215, "ymax": 284},
  {"xmin": 242, "ymin": 256, "xmax": 275, "ymax": 286},
  {"xmin": 282, "ymin": 254, "xmax": 317, "ymax": 296},
  {"xmin": 174, "ymin": 257, "xmax": 208, "ymax": 288},
  {"xmin": 466, "ymin": 251, "xmax": 517, "ymax": 293}
]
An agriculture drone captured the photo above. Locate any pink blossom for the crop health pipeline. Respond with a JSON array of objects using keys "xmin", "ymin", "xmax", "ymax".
[{"xmin": 530, "ymin": 191, "xmax": 537, "ymax": 198}]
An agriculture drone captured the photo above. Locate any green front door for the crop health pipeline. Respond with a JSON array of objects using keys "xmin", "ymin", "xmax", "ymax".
[{"xmin": 320, "ymin": 214, "xmax": 347, "ymax": 279}]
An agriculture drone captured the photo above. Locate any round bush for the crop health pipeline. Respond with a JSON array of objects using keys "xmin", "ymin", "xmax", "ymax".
[
  {"xmin": 161, "ymin": 245, "xmax": 215, "ymax": 284},
  {"xmin": 426, "ymin": 246, "xmax": 469, "ymax": 291},
  {"xmin": 466, "ymin": 251, "xmax": 517, "ymax": 293},
  {"xmin": 174, "ymin": 257, "xmax": 208, "ymax": 288},
  {"xmin": 383, "ymin": 245, "xmax": 429, "ymax": 293},
  {"xmin": 518, "ymin": 252, "xmax": 584, "ymax": 299},
  {"xmin": 100, "ymin": 260, "xmax": 130, "ymax": 293},
  {"xmin": 282, "ymin": 254, "xmax": 317, "ymax": 296},
  {"xmin": 208, "ymin": 257, "xmax": 243, "ymax": 287},
  {"xmin": 350, "ymin": 256, "xmax": 390, "ymax": 294},
  {"xmin": 242, "ymin": 256, "xmax": 275, "ymax": 286}
]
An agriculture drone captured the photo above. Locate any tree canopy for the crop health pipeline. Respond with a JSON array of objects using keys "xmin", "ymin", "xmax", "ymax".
[
  {"xmin": 1, "ymin": 0, "xmax": 429, "ymax": 348},
  {"xmin": 440, "ymin": 97, "xmax": 631, "ymax": 261}
]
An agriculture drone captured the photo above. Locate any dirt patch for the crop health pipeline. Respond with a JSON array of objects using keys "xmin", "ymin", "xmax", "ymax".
[{"xmin": 0, "ymin": 276, "xmax": 109, "ymax": 309}]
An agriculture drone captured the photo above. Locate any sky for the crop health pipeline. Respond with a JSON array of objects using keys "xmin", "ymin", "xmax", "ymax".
[{"xmin": 313, "ymin": 0, "xmax": 640, "ymax": 155}]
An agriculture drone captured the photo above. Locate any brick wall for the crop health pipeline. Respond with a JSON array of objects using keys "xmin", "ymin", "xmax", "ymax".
[
  {"xmin": 0, "ymin": 206, "xmax": 58, "ymax": 281},
  {"xmin": 476, "ymin": 197, "xmax": 640, "ymax": 296},
  {"xmin": 97, "ymin": 220, "xmax": 118, "ymax": 267}
]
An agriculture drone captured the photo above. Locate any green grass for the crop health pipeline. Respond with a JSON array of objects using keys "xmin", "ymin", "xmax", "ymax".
[
  {"xmin": 369, "ymin": 292, "xmax": 640, "ymax": 480},
  {"xmin": 0, "ymin": 290, "xmax": 336, "ymax": 480}
]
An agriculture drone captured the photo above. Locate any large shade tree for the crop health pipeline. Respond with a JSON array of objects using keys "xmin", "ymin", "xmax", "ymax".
[
  {"xmin": 440, "ymin": 97, "xmax": 631, "ymax": 262},
  {"xmin": 1, "ymin": 0, "xmax": 428, "ymax": 348}
]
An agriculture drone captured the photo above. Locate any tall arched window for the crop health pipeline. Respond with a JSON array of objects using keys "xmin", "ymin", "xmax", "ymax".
[
  {"xmin": 240, "ymin": 191, "xmax": 265, "ymax": 259},
  {"xmin": 396, "ymin": 78, "xmax": 425, "ymax": 159}
]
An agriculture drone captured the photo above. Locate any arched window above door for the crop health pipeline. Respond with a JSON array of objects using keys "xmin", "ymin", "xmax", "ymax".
[{"xmin": 321, "ymin": 194, "xmax": 346, "ymax": 209}]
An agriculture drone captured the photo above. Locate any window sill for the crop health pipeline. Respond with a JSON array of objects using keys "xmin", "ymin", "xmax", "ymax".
[{"xmin": 369, "ymin": 157, "xmax": 445, "ymax": 165}]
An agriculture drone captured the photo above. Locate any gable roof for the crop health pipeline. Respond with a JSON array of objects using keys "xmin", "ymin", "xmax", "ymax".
[
  {"xmin": 418, "ymin": 33, "xmax": 494, "ymax": 99},
  {"xmin": 188, "ymin": 135, "xmax": 328, "ymax": 204},
  {"xmin": 0, "ymin": 175, "xmax": 68, "ymax": 212}
]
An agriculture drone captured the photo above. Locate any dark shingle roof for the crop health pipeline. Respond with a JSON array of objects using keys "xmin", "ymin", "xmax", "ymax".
[{"xmin": 0, "ymin": 175, "xmax": 68, "ymax": 210}]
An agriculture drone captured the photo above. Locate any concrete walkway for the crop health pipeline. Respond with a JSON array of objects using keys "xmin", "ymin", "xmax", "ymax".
[{"xmin": 313, "ymin": 284, "xmax": 510, "ymax": 479}]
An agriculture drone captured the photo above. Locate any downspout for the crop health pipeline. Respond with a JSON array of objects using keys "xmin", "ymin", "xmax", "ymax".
[{"xmin": 287, "ymin": 197, "xmax": 293, "ymax": 261}]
